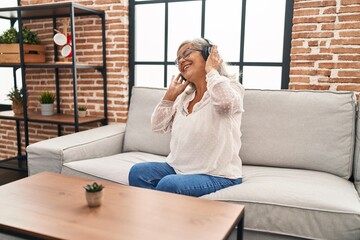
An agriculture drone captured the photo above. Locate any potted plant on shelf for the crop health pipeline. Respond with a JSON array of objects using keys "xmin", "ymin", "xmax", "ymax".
[
  {"xmin": 0, "ymin": 27, "xmax": 45, "ymax": 64},
  {"xmin": 7, "ymin": 87, "xmax": 24, "ymax": 115},
  {"xmin": 39, "ymin": 91, "xmax": 55, "ymax": 116},
  {"xmin": 78, "ymin": 106, "xmax": 87, "ymax": 118},
  {"xmin": 84, "ymin": 182, "xmax": 104, "ymax": 208}
]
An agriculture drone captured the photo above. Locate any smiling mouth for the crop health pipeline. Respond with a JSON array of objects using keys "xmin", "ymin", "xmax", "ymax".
[{"xmin": 182, "ymin": 64, "xmax": 191, "ymax": 72}]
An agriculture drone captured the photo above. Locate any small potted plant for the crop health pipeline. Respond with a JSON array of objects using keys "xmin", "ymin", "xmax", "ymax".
[
  {"xmin": 7, "ymin": 87, "xmax": 24, "ymax": 115},
  {"xmin": 39, "ymin": 91, "xmax": 55, "ymax": 116},
  {"xmin": 78, "ymin": 106, "xmax": 87, "ymax": 118},
  {"xmin": 84, "ymin": 182, "xmax": 104, "ymax": 208}
]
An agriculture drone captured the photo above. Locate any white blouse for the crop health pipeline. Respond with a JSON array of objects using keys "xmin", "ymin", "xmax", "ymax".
[{"xmin": 151, "ymin": 70, "xmax": 245, "ymax": 179}]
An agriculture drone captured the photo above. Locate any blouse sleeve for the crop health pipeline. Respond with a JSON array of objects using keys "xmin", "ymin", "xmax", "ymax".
[
  {"xmin": 206, "ymin": 69, "xmax": 244, "ymax": 115},
  {"xmin": 151, "ymin": 99, "xmax": 176, "ymax": 133}
]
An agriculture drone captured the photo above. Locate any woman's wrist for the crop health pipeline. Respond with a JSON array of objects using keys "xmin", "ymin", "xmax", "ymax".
[
  {"xmin": 163, "ymin": 92, "xmax": 177, "ymax": 101},
  {"xmin": 206, "ymin": 69, "xmax": 219, "ymax": 80}
]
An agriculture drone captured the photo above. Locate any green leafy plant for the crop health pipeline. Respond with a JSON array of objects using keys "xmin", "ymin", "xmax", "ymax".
[
  {"xmin": 0, "ymin": 27, "xmax": 40, "ymax": 44},
  {"xmin": 84, "ymin": 182, "xmax": 104, "ymax": 192},
  {"xmin": 7, "ymin": 87, "xmax": 24, "ymax": 115},
  {"xmin": 0, "ymin": 27, "xmax": 18, "ymax": 43},
  {"xmin": 7, "ymin": 87, "xmax": 23, "ymax": 104},
  {"xmin": 78, "ymin": 106, "xmax": 87, "ymax": 111},
  {"xmin": 39, "ymin": 91, "xmax": 55, "ymax": 104},
  {"xmin": 22, "ymin": 28, "xmax": 41, "ymax": 44}
]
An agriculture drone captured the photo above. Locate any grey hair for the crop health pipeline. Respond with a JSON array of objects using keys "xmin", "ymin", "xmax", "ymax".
[{"xmin": 177, "ymin": 38, "xmax": 239, "ymax": 80}]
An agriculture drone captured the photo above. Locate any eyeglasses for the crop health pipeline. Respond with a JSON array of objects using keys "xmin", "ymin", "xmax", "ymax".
[{"xmin": 175, "ymin": 48, "xmax": 201, "ymax": 66}]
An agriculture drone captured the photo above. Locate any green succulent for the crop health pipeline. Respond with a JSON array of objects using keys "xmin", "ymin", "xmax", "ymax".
[
  {"xmin": 0, "ymin": 27, "xmax": 40, "ymax": 44},
  {"xmin": 7, "ymin": 87, "xmax": 24, "ymax": 103},
  {"xmin": 84, "ymin": 182, "xmax": 104, "ymax": 192},
  {"xmin": 39, "ymin": 91, "xmax": 55, "ymax": 104},
  {"xmin": 78, "ymin": 106, "xmax": 87, "ymax": 111}
]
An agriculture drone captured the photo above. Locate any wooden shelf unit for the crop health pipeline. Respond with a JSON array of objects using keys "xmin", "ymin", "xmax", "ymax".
[{"xmin": 0, "ymin": 2, "xmax": 108, "ymax": 171}]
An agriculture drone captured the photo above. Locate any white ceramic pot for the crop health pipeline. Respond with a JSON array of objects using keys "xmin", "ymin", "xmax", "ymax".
[
  {"xmin": 85, "ymin": 191, "xmax": 104, "ymax": 208},
  {"xmin": 78, "ymin": 110, "xmax": 86, "ymax": 118},
  {"xmin": 41, "ymin": 103, "xmax": 54, "ymax": 116}
]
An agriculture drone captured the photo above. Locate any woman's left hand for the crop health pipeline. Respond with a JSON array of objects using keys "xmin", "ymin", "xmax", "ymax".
[{"xmin": 205, "ymin": 45, "xmax": 223, "ymax": 73}]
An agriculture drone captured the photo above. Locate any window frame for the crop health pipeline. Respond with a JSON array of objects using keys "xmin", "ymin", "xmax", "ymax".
[{"xmin": 129, "ymin": 0, "xmax": 294, "ymax": 96}]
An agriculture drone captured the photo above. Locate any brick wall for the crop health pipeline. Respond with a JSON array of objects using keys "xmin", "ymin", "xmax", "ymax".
[
  {"xmin": 0, "ymin": 0, "xmax": 128, "ymax": 159},
  {"xmin": 290, "ymin": 0, "xmax": 360, "ymax": 92}
]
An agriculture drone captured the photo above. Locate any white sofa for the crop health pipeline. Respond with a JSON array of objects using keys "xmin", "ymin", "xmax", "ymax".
[{"xmin": 27, "ymin": 87, "xmax": 360, "ymax": 240}]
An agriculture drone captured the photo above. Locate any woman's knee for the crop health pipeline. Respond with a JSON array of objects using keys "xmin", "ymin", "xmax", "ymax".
[
  {"xmin": 156, "ymin": 175, "xmax": 182, "ymax": 194},
  {"xmin": 128, "ymin": 163, "xmax": 145, "ymax": 186}
]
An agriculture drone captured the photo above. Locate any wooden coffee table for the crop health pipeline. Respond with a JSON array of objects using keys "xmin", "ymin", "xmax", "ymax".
[{"xmin": 0, "ymin": 172, "xmax": 245, "ymax": 240}]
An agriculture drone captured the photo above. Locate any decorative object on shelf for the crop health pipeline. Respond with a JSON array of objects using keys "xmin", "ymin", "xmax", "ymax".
[
  {"xmin": 53, "ymin": 32, "xmax": 67, "ymax": 46},
  {"xmin": 78, "ymin": 106, "xmax": 87, "ymax": 118},
  {"xmin": 61, "ymin": 44, "xmax": 72, "ymax": 58},
  {"xmin": 0, "ymin": 27, "xmax": 45, "ymax": 63},
  {"xmin": 84, "ymin": 182, "xmax": 104, "ymax": 208},
  {"xmin": 0, "ymin": 27, "xmax": 18, "ymax": 43},
  {"xmin": 7, "ymin": 87, "xmax": 24, "ymax": 115},
  {"xmin": 0, "ymin": 27, "xmax": 40, "ymax": 44},
  {"xmin": 39, "ymin": 91, "xmax": 56, "ymax": 116},
  {"xmin": 53, "ymin": 19, "xmax": 73, "ymax": 61}
]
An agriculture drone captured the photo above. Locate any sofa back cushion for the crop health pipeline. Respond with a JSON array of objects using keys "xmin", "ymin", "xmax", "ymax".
[
  {"xmin": 353, "ymin": 105, "xmax": 360, "ymax": 195},
  {"xmin": 123, "ymin": 87, "xmax": 170, "ymax": 156},
  {"xmin": 123, "ymin": 87, "xmax": 356, "ymax": 179},
  {"xmin": 240, "ymin": 90, "xmax": 356, "ymax": 179}
]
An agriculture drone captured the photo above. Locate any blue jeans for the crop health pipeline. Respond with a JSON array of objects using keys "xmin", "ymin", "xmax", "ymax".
[{"xmin": 128, "ymin": 162, "xmax": 242, "ymax": 197}]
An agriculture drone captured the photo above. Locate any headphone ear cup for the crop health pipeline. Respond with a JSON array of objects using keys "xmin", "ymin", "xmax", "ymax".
[{"xmin": 201, "ymin": 46, "xmax": 211, "ymax": 60}]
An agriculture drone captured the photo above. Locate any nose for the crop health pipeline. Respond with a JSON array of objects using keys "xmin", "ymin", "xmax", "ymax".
[{"xmin": 178, "ymin": 57, "xmax": 186, "ymax": 66}]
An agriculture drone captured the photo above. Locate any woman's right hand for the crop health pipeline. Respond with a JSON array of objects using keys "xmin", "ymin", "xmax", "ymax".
[{"xmin": 163, "ymin": 74, "xmax": 190, "ymax": 101}]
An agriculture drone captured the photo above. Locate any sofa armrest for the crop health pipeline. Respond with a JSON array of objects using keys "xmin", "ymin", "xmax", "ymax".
[{"xmin": 26, "ymin": 123, "xmax": 126, "ymax": 175}]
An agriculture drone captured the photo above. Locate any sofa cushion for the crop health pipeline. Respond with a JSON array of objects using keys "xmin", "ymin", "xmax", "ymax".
[
  {"xmin": 203, "ymin": 165, "xmax": 360, "ymax": 240},
  {"xmin": 353, "ymin": 104, "xmax": 360, "ymax": 195},
  {"xmin": 62, "ymin": 152, "xmax": 166, "ymax": 184},
  {"xmin": 123, "ymin": 87, "xmax": 170, "ymax": 156},
  {"xmin": 240, "ymin": 90, "xmax": 356, "ymax": 179}
]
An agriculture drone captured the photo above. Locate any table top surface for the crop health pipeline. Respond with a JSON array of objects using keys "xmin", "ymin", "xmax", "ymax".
[{"xmin": 0, "ymin": 172, "xmax": 244, "ymax": 240}]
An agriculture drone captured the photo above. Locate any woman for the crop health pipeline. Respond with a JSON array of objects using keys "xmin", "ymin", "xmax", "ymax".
[{"xmin": 128, "ymin": 38, "xmax": 245, "ymax": 197}]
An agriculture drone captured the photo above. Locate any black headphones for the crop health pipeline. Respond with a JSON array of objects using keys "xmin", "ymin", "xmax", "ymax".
[{"xmin": 201, "ymin": 38, "xmax": 213, "ymax": 61}]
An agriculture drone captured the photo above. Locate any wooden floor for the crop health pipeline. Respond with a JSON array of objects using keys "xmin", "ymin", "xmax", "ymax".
[{"xmin": 0, "ymin": 159, "xmax": 28, "ymax": 186}]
